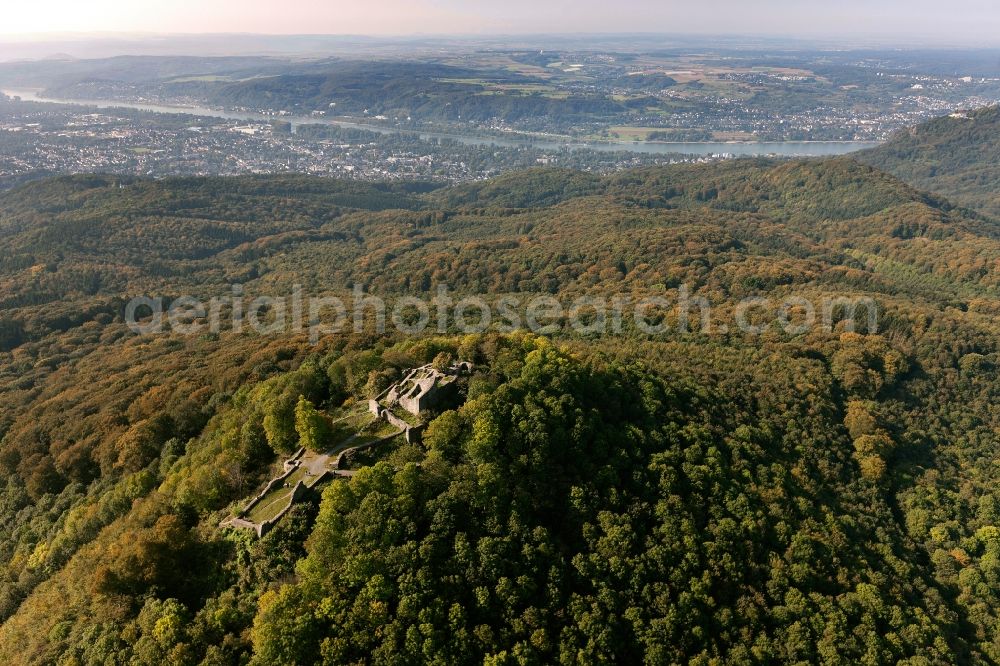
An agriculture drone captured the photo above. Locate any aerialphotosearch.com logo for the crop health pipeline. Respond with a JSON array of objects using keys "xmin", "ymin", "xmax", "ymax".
[{"xmin": 124, "ymin": 284, "xmax": 878, "ymax": 343}]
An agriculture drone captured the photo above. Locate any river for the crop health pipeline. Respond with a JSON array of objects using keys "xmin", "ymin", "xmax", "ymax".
[{"xmin": 2, "ymin": 89, "xmax": 879, "ymax": 157}]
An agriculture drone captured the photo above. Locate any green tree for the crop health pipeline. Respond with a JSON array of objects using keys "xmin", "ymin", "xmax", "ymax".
[{"xmin": 294, "ymin": 396, "xmax": 331, "ymax": 452}]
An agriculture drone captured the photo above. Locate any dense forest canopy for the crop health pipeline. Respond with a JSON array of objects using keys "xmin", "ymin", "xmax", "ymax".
[
  {"xmin": 859, "ymin": 106, "xmax": 1000, "ymax": 219},
  {"xmin": 2, "ymin": 140, "xmax": 1000, "ymax": 663}
]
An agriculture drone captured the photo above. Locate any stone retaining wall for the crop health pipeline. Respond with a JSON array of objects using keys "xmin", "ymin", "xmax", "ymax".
[
  {"xmin": 368, "ymin": 401, "xmax": 424, "ymax": 444},
  {"xmin": 256, "ymin": 480, "xmax": 311, "ymax": 537},
  {"xmin": 283, "ymin": 447, "xmax": 306, "ymax": 472},
  {"xmin": 384, "ymin": 410, "xmax": 409, "ymax": 432},
  {"xmin": 239, "ymin": 461, "xmax": 299, "ymax": 518},
  {"xmin": 334, "ymin": 431, "xmax": 404, "ymax": 469}
]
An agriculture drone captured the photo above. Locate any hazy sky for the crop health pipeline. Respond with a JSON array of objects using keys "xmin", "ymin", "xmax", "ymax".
[{"xmin": 3, "ymin": 0, "xmax": 1000, "ymax": 42}]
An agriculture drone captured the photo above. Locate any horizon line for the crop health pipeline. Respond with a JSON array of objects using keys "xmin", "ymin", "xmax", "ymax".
[{"xmin": 1, "ymin": 30, "xmax": 999, "ymax": 43}]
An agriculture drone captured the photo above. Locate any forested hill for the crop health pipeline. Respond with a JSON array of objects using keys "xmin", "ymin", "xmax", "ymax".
[
  {"xmin": 858, "ymin": 106, "xmax": 1000, "ymax": 219},
  {"xmin": 37, "ymin": 61, "xmax": 638, "ymax": 124},
  {"xmin": 3, "ymin": 160, "xmax": 1000, "ymax": 663},
  {"xmin": 1, "ymin": 158, "xmax": 994, "ymax": 335}
]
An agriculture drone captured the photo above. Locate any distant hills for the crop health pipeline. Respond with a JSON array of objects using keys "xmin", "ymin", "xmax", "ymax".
[
  {"xmin": 0, "ymin": 58, "xmax": 644, "ymax": 125},
  {"xmin": 175, "ymin": 61, "xmax": 637, "ymax": 123}
]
